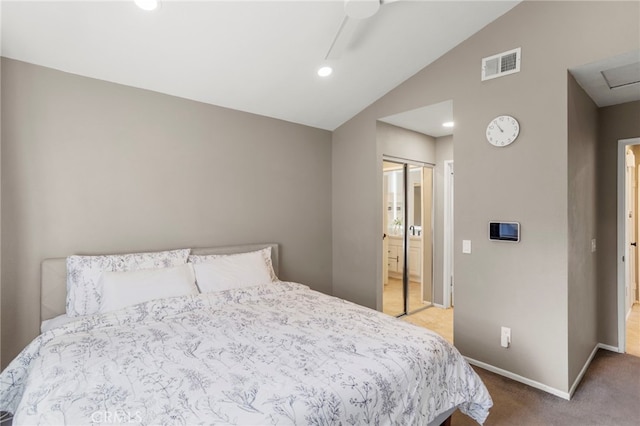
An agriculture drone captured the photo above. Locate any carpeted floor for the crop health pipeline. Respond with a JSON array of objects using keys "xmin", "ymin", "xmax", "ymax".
[{"xmin": 452, "ymin": 349, "xmax": 640, "ymax": 425}]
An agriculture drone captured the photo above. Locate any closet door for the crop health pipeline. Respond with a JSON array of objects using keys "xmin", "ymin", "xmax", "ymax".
[
  {"xmin": 383, "ymin": 160, "xmax": 434, "ymax": 317},
  {"xmin": 382, "ymin": 161, "xmax": 406, "ymax": 317},
  {"xmin": 407, "ymin": 165, "xmax": 433, "ymax": 314}
]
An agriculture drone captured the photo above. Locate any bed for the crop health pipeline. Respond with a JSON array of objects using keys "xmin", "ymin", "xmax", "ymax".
[{"xmin": 0, "ymin": 244, "xmax": 492, "ymax": 425}]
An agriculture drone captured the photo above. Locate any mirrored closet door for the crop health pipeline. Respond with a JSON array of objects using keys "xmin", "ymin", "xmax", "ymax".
[{"xmin": 382, "ymin": 159, "xmax": 433, "ymax": 317}]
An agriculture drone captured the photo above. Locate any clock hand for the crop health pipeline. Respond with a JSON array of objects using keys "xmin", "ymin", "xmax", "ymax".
[{"xmin": 495, "ymin": 122, "xmax": 504, "ymax": 132}]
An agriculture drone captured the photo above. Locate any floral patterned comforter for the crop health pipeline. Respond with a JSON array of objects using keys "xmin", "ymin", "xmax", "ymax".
[{"xmin": 0, "ymin": 282, "xmax": 492, "ymax": 425}]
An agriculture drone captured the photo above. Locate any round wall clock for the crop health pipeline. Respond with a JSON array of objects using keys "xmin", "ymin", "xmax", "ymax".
[{"xmin": 486, "ymin": 115, "xmax": 520, "ymax": 147}]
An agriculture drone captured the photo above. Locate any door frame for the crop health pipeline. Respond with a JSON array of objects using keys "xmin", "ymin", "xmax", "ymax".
[
  {"xmin": 626, "ymin": 148, "xmax": 637, "ymax": 317},
  {"xmin": 443, "ymin": 160, "xmax": 454, "ymax": 308},
  {"xmin": 617, "ymin": 137, "xmax": 640, "ymax": 352},
  {"xmin": 637, "ymin": 165, "xmax": 640, "ymax": 304}
]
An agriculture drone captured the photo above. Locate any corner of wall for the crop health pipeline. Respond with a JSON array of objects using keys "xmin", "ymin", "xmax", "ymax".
[
  {"xmin": 0, "ymin": 53, "xmax": 3, "ymax": 369},
  {"xmin": 566, "ymin": 71, "xmax": 599, "ymax": 386}
]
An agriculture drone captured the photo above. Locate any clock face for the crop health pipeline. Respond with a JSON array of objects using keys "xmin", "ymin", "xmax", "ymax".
[{"xmin": 486, "ymin": 115, "xmax": 520, "ymax": 147}]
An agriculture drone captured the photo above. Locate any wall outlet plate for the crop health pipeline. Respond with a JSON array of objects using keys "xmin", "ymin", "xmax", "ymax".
[{"xmin": 501, "ymin": 326, "xmax": 511, "ymax": 348}]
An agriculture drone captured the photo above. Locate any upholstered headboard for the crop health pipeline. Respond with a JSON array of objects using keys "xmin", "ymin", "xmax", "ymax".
[{"xmin": 41, "ymin": 243, "xmax": 279, "ymax": 322}]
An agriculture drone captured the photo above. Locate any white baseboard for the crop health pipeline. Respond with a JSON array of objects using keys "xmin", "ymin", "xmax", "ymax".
[
  {"xmin": 568, "ymin": 344, "xmax": 599, "ymax": 398},
  {"xmin": 598, "ymin": 342, "xmax": 623, "ymax": 353},
  {"xmin": 464, "ymin": 357, "xmax": 571, "ymax": 400},
  {"xmin": 467, "ymin": 343, "xmax": 622, "ymax": 401},
  {"xmin": 432, "ymin": 303, "xmax": 446, "ymax": 309}
]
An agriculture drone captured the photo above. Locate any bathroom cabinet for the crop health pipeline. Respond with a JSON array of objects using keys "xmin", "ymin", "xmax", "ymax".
[{"xmin": 387, "ymin": 235, "xmax": 421, "ymax": 280}]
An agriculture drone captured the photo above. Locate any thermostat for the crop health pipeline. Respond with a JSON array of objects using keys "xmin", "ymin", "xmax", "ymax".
[{"xmin": 489, "ymin": 221, "xmax": 520, "ymax": 242}]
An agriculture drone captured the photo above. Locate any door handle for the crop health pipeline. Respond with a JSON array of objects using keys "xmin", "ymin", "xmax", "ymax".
[{"xmin": 632, "ymin": 242, "xmax": 637, "ymax": 247}]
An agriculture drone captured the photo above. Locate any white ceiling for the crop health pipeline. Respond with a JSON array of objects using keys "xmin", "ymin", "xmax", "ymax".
[
  {"xmin": 379, "ymin": 100, "xmax": 453, "ymax": 138},
  {"xmin": 571, "ymin": 50, "xmax": 640, "ymax": 108},
  {"xmin": 0, "ymin": 0, "xmax": 520, "ymax": 131}
]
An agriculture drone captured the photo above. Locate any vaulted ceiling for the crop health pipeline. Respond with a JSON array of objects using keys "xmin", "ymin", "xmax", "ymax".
[{"xmin": 1, "ymin": 0, "xmax": 521, "ymax": 130}]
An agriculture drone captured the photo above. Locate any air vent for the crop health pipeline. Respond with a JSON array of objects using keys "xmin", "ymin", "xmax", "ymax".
[{"xmin": 482, "ymin": 48, "xmax": 521, "ymax": 81}]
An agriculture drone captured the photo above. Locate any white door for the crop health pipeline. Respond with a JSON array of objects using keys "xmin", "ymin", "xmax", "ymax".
[
  {"xmin": 637, "ymin": 165, "xmax": 640, "ymax": 303},
  {"xmin": 617, "ymin": 138, "xmax": 640, "ymax": 354},
  {"xmin": 626, "ymin": 148, "xmax": 637, "ymax": 315}
]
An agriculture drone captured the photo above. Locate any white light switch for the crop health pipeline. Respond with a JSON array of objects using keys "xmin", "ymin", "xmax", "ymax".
[
  {"xmin": 591, "ymin": 239, "xmax": 597, "ymax": 253},
  {"xmin": 462, "ymin": 240, "xmax": 472, "ymax": 254}
]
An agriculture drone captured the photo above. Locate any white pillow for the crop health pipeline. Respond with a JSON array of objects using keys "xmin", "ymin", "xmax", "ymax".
[
  {"xmin": 189, "ymin": 247, "xmax": 276, "ymax": 293},
  {"xmin": 66, "ymin": 248, "xmax": 190, "ymax": 317},
  {"xmin": 100, "ymin": 263, "xmax": 198, "ymax": 314}
]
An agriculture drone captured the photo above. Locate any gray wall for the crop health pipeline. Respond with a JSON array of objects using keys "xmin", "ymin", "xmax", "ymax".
[
  {"xmin": 377, "ymin": 121, "xmax": 436, "ymax": 164},
  {"xmin": 1, "ymin": 58, "xmax": 332, "ymax": 365},
  {"xmin": 597, "ymin": 100, "xmax": 640, "ymax": 347},
  {"xmin": 332, "ymin": 0, "xmax": 639, "ymax": 394},
  {"xmin": 434, "ymin": 135, "xmax": 453, "ymax": 306},
  {"xmin": 0, "ymin": 60, "xmax": 3, "ymax": 369},
  {"xmin": 567, "ymin": 73, "xmax": 598, "ymax": 386}
]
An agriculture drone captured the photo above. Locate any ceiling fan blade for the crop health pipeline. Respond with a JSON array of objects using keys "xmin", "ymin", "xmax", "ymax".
[
  {"xmin": 325, "ymin": 0, "xmax": 401, "ymax": 60},
  {"xmin": 325, "ymin": 15, "xmax": 361, "ymax": 60},
  {"xmin": 344, "ymin": 0, "xmax": 380, "ymax": 19}
]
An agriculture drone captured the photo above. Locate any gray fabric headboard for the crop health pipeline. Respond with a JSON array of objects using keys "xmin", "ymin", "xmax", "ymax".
[{"xmin": 41, "ymin": 243, "xmax": 279, "ymax": 322}]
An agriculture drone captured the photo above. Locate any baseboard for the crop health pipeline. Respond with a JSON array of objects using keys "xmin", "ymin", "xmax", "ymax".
[
  {"xmin": 464, "ymin": 357, "xmax": 571, "ymax": 400},
  {"xmin": 568, "ymin": 344, "xmax": 599, "ymax": 398},
  {"xmin": 432, "ymin": 303, "xmax": 446, "ymax": 309},
  {"xmin": 466, "ymin": 343, "xmax": 622, "ymax": 401},
  {"xmin": 597, "ymin": 342, "xmax": 623, "ymax": 353}
]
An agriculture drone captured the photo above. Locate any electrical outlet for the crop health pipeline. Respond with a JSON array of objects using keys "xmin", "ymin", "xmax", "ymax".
[
  {"xmin": 501, "ymin": 327, "xmax": 511, "ymax": 348},
  {"xmin": 591, "ymin": 239, "xmax": 597, "ymax": 252}
]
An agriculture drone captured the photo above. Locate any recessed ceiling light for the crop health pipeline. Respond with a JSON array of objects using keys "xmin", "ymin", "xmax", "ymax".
[
  {"xmin": 317, "ymin": 66, "xmax": 333, "ymax": 77},
  {"xmin": 135, "ymin": 0, "xmax": 160, "ymax": 11},
  {"xmin": 442, "ymin": 121, "xmax": 455, "ymax": 128}
]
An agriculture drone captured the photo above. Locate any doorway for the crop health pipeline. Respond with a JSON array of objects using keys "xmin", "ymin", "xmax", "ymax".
[
  {"xmin": 618, "ymin": 138, "xmax": 640, "ymax": 357},
  {"xmin": 382, "ymin": 159, "xmax": 434, "ymax": 316}
]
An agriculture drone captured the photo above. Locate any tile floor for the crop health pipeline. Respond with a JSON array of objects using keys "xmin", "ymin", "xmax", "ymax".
[
  {"xmin": 626, "ymin": 303, "xmax": 640, "ymax": 357},
  {"xmin": 402, "ymin": 305, "xmax": 454, "ymax": 344},
  {"xmin": 383, "ymin": 276, "xmax": 453, "ymax": 343},
  {"xmin": 382, "ymin": 277, "xmax": 429, "ymax": 316}
]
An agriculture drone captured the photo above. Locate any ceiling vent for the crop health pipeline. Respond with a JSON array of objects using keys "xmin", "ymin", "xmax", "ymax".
[{"xmin": 482, "ymin": 47, "xmax": 521, "ymax": 81}]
